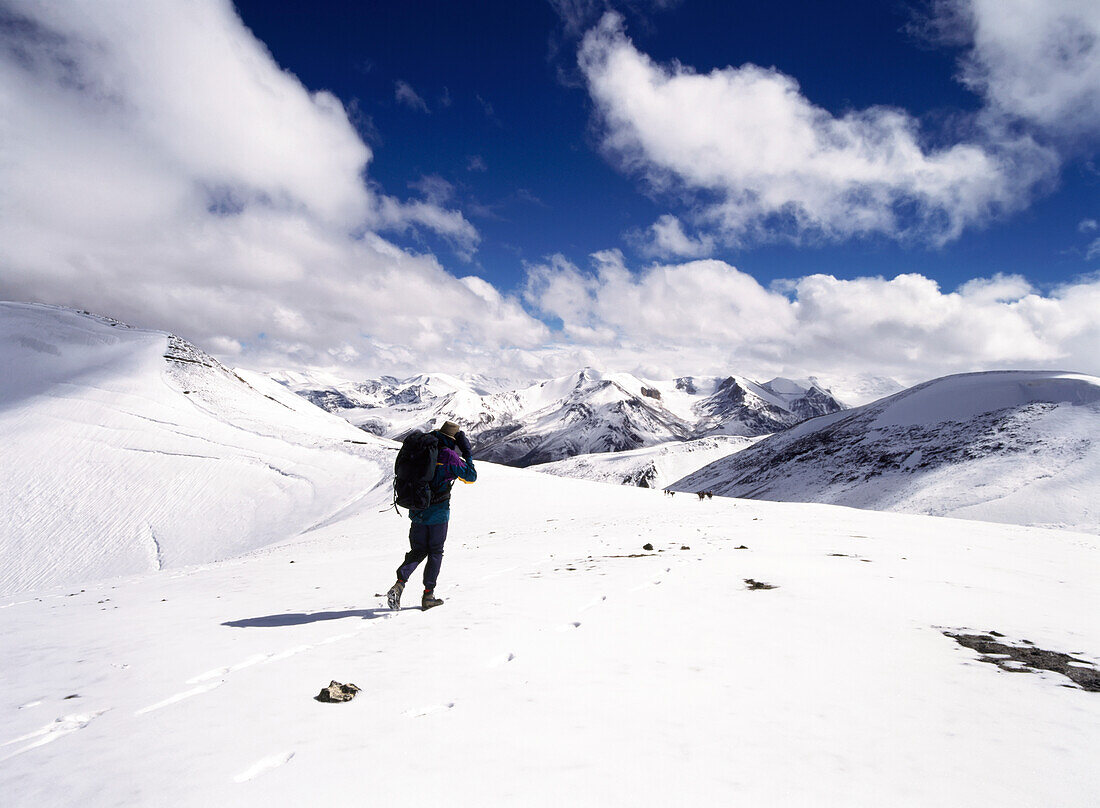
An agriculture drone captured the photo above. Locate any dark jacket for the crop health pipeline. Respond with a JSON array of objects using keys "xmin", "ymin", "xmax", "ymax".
[{"xmin": 410, "ymin": 432, "xmax": 477, "ymax": 525}]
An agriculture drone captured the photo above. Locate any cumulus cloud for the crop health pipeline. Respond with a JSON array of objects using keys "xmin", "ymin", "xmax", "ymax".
[
  {"xmin": 579, "ymin": 13, "xmax": 1057, "ymax": 250},
  {"xmin": 957, "ymin": 0, "xmax": 1100, "ymax": 141},
  {"xmin": 0, "ymin": 0, "xmax": 546, "ymax": 377},
  {"xmin": 523, "ymin": 254, "xmax": 1100, "ymax": 390},
  {"xmin": 633, "ymin": 215, "xmax": 715, "ymax": 259},
  {"xmin": 395, "ymin": 79, "xmax": 430, "ymax": 113}
]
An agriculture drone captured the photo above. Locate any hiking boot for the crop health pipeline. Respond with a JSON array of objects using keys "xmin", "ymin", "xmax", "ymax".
[
  {"xmin": 386, "ymin": 580, "xmax": 405, "ymax": 611},
  {"xmin": 422, "ymin": 589, "xmax": 443, "ymax": 610}
]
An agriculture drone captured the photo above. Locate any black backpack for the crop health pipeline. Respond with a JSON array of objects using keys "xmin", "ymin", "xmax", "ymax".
[{"xmin": 393, "ymin": 430, "xmax": 440, "ymax": 511}]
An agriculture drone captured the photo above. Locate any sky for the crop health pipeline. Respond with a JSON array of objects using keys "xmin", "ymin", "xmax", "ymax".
[{"xmin": 1, "ymin": 0, "xmax": 1099, "ymax": 396}]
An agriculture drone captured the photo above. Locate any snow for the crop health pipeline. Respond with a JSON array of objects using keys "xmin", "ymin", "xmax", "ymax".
[
  {"xmin": 537, "ymin": 434, "xmax": 761, "ymax": 490},
  {"xmin": 0, "ymin": 302, "xmax": 391, "ymax": 595},
  {"xmin": 277, "ymin": 366, "xmax": 844, "ymax": 466},
  {"xmin": 3, "ymin": 306, "xmax": 1099, "ymax": 806},
  {"xmin": 2, "ymin": 464, "xmax": 1099, "ymax": 806},
  {"xmin": 870, "ymin": 371, "xmax": 1100, "ymax": 428},
  {"xmin": 674, "ymin": 370, "xmax": 1100, "ymax": 535}
]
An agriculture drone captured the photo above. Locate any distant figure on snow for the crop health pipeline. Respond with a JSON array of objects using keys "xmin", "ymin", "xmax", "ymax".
[{"xmin": 387, "ymin": 421, "xmax": 476, "ymax": 610}]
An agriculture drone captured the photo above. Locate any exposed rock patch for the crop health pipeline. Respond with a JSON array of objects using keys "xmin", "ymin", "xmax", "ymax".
[
  {"xmin": 315, "ymin": 681, "xmax": 361, "ymax": 703},
  {"xmin": 944, "ymin": 631, "xmax": 1100, "ymax": 692}
]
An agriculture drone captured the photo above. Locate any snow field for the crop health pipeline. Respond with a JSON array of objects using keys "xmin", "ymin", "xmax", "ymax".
[
  {"xmin": 2, "ymin": 462, "xmax": 1098, "ymax": 806},
  {"xmin": 0, "ymin": 303, "xmax": 391, "ymax": 594}
]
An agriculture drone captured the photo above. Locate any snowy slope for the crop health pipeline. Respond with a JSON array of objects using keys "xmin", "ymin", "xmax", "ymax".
[
  {"xmin": 674, "ymin": 371, "xmax": 1100, "ymax": 534},
  {"xmin": 0, "ymin": 302, "xmax": 393, "ymax": 595},
  {"xmin": 279, "ymin": 367, "xmax": 844, "ymax": 465},
  {"xmin": 537, "ymin": 434, "xmax": 760, "ymax": 489},
  {"xmin": 1, "ymin": 462, "xmax": 1098, "ymax": 806}
]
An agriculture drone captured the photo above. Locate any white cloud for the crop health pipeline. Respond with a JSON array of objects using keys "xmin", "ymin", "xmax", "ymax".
[
  {"xmin": 1087, "ymin": 239, "xmax": 1100, "ymax": 260},
  {"xmin": 3, "ymin": 1, "xmax": 1097, "ymax": 391},
  {"xmin": 523, "ymin": 254, "xmax": 1100, "ymax": 387},
  {"xmin": 958, "ymin": 0, "xmax": 1100, "ymax": 140},
  {"xmin": 394, "ymin": 79, "xmax": 430, "ymax": 113},
  {"xmin": 0, "ymin": 0, "xmax": 542, "ymax": 377},
  {"xmin": 634, "ymin": 215, "xmax": 715, "ymax": 258},
  {"xmin": 1080, "ymin": 219, "xmax": 1099, "ymax": 232},
  {"xmin": 578, "ymin": 13, "xmax": 1056, "ymax": 249}
]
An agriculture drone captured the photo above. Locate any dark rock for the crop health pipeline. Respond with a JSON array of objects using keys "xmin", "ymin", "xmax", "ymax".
[
  {"xmin": 744, "ymin": 578, "xmax": 777, "ymax": 590},
  {"xmin": 315, "ymin": 680, "xmax": 361, "ymax": 703},
  {"xmin": 944, "ymin": 631, "xmax": 1100, "ymax": 692},
  {"xmin": 675, "ymin": 377, "xmax": 697, "ymax": 394},
  {"xmin": 680, "ymin": 545, "xmax": 691, "ymax": 550},
  {"xmin": 642, "ymin": 543, "xmax": 654, "ymax": 551}
]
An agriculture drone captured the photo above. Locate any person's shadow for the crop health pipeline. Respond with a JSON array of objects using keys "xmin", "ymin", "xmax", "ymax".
[{"xmin": 222, "ymin": 608, "xmax": 394, "ymax": 628}]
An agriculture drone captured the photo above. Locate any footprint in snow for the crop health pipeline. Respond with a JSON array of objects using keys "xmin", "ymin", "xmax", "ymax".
[
  {"xmin": 0, "ymin": 710, "xmax": 108, "ymax": 762},
  {"xmin": 134, "ymin": 681, "xmax": 222, "ymax": 716},
  {"xmin": 233, "ymin": 751, "xmax": 295, "ymax": 783},
  {"xmin": 187, "ymin": 652, "xmax": 273, "ymax": 684},
  {"xmin": 404, "ymin": 702, "xmax": 455, "ymax": 718},
  {"xmin": 580, "ymin": 595, "xmax": 607, "ymax": 611},
  {"xmin": 487, "ymin": 652, "xmax": 516, "ymax": 668},
  {"xmin": 320, "ymin": 631, "xmax": 360, "ymax": 645}
]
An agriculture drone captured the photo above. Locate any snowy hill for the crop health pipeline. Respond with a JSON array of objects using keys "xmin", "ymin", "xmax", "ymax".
[
  {"xmin": 2, "ymin": 458, "xmax": 1098, "ymax": 806},
  {"xmin": 0, "ymin": 302, "xmax": 393, "ymax": 595},
  {"xmin": 673, "ymin": 371, "xmax": 1100, "ymax": 534},
  {"xmin": 537, "ymin": 434, "xmax": 760, "ymax": 489},
  {"xmin": 277, "ymin": 368, "xmax": 844, "ymax": 466},
  {"xmin": 2, "ymin": 311, "xmax": 1098, "ymax": 805}
]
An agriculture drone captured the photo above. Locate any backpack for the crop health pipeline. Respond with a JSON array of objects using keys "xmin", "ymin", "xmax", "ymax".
[{"xmin": 393, "ymin": 430, "xmax": 440, "ymax": 511}]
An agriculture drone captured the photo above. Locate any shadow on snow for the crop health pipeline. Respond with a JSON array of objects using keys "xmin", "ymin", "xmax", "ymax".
[{"xmin": 222, "ymin": 608, "xmax": 394, "ymax": 628}]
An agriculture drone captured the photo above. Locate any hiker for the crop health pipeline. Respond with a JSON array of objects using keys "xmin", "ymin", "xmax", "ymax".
[{"xmin": 387, "ymin": 421, "xmax": 476, "ymax": 610}]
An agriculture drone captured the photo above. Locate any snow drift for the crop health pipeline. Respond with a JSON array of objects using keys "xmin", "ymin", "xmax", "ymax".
[
  {"xmin": 673, "ymin": 371, "xmax": 1100, "ymax": 534},
  {"xmin": 0, "ymin": 303, "xmax": 392, "ymax": 595}
]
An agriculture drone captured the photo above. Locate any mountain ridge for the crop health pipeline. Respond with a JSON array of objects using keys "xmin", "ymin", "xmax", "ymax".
[
  {"xmin": 671, "ymin": 370, "xmax": 1100, "ymax": 534},
  {"xmin": 274, "ymin": 367, "xmax": 846, "ymax": 466}
]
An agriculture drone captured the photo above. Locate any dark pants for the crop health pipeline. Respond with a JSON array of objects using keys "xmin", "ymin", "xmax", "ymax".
[{"xmin": 397, "ymin": 521, "xmax": 449, "ymax": 591}]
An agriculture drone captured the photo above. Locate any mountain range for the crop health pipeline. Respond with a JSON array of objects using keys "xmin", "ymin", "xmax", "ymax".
[
  {"xmin": 272, "ymin": 368, "xmax": 846, "ymax": 466},
  {"xmin": 672, "ymin": 370, "xmax": 1100, "ymax": 534}
]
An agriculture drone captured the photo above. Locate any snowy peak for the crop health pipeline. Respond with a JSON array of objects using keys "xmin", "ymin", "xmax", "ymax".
[
  {"xmin": 277, "ymin": 365, "xmax": 847, "ymax": 466},
  {"xmin": 691, "ymin": 375, "xmax": 844, "ymax": 436},
  {"xmin": 673, "ymin": 370, "xmax": 1100, "ymax": 534}
]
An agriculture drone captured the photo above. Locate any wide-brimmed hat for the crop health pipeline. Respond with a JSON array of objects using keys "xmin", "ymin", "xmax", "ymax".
[{"xmin": 439, "ymin": 421, "xmax": 461, "ymax": 438}]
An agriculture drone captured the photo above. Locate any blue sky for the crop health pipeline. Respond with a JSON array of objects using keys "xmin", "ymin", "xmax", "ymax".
[
  {"xmin": 234, "ymin": 0, "xmax": 1098, "ymax": 294},
  {"xmin": 1, "ymin": 1, "xmax": 1098, "ymax": 394}
]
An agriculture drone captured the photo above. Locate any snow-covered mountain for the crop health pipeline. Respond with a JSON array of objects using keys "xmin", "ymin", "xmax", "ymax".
[
  {"xmin": 537, "ymin": 434, "xmax": 761, "ymax": 489},
  {"xmin": 0, "ymin": 302, "xmax": 393, "ymax": 595},
  {"xmin": 276, "ymin": 367, "xmax": 845, "ymax": 466},
  {"xmin": 4, "ymin": 305, "xmax": 1099, "ymax": 806},
  {"xmin": 673, "ymin": 370, "xmax": 1100, "ymax": 534}
]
